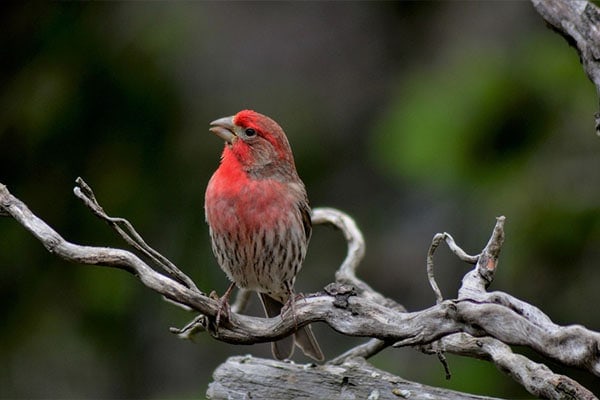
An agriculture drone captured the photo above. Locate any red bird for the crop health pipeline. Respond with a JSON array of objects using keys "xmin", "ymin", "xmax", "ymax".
[{"xmin": 205, "ymin": 110, "xmax": 323, "ymax": 361}]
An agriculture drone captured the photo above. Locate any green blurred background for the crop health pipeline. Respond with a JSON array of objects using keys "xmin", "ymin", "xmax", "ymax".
[{"xmin": 1, "ymin": 2, "xmax": 599, "ymax": 398}]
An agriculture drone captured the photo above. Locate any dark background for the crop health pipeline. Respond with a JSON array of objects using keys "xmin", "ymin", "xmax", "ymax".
[{"xmin": 1, "ymin": 2, "xmax": 599, "ymax": 398}]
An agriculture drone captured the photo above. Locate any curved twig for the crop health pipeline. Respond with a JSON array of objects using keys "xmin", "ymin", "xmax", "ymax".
[
  {"xmin": 73, "ymin": 177, "xmax": 201, "ymax": 293},
  {"xmin": 312, "ymin": 207, "xmax": 405, "ymax": 311}
]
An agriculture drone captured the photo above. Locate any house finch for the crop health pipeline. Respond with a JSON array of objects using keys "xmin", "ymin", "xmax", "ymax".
[{"xmin": 205, "ymin": 109, "xmax": 324, "ymax": 361}]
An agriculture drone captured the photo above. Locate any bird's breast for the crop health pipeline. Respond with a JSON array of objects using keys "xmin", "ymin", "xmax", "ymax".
[
  {"xmin": 205, "ymin": 165, "xmax": 306, "ymax": 295},
  {"xmin": 205, "ymin": 165, "xmax": 298, "ymax": 234}
]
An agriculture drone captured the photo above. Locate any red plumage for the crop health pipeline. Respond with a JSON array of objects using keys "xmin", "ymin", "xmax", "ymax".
[{"xmin": 205, "ymin": 110, "xmax": 323, "ymax": 361}]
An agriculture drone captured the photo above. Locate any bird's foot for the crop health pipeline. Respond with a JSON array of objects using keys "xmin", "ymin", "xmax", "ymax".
[
  {"xmin": 211, "ymin": 283, "xmax": 235, "ymax": 328},
  {"xmin": 281, "ymin": 292, "xmax": 305, "ymax": 330},
  {"xmin": 215, "ymin": 297, "xmax": 230, "ymax": 328}
]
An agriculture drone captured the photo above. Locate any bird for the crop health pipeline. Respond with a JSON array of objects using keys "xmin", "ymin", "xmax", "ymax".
[{"xmin": 204, "ymin": 109, "xmax": 324, "ymax": 361}]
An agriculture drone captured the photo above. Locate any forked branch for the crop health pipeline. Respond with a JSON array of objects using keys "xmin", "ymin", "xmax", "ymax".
[{"xmin": 0, "ymin": 180, "xmax": 597, "ymax": 399}]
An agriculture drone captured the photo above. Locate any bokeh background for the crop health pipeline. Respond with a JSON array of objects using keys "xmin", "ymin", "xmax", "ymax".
[{"xmin": 1, "ymin": 2, "xmax": 599, "ymax": 398}]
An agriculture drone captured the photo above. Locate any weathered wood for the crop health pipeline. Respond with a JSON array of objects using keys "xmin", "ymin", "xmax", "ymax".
[
  {"xmin": 206, "ymin": 356, "xmax": 502, "ymax": 400},
  {"xmin": 531, "ymin": 0, "xmax": 600, "ymax": 133}
]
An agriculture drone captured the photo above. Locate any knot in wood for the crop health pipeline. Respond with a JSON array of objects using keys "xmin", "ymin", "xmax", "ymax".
[{"xmin": 325, "ymin": 282, "xmax": 357, "ymax": 309}]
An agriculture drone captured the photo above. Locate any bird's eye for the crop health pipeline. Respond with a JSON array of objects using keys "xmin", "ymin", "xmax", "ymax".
[{"xmin": 245, "ymin": 128, "xmax": 256, "ymax": 137}]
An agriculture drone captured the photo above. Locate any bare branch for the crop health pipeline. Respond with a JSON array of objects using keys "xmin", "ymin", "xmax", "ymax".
[
  {"xmin": 73, "ymin": 177, "xmax": 201, "ymax": 293},
  {"xmin": 313, "ymin": 207, "xmax": 405, "ymax": 365},
  {"xmin": 312, "ymin": 207, "xmax": 405, "ymax": 311},
  {"xmin": 0, "ymin": 183, "xmax": 215, "ymax": 315},
  {"xmin": 328, "ymin": 338, "xmax": 389, "ymax": 365},
  {"xmin": 427, "ymin": 233, "xmax": 448, "ymax": 304},
  {"xmin": 427, "ymin": 230, "xmax": 481, "ymax": 304},
  {"xmin": 419, "ymin": 217, "xmax": 600, "ymax": 397},
  {"xmin": 423, "ymin": 334, "xmax": 597, "ymax": 400},
  {"xmin": 459, "ymin": 216, "xmax": 505, "ymax": 298},
  {"xmin": 2, "ymin": 181, "xmax": 599, "ymax": 398},
  {"xmin": 531, "ymin": 0, "xmax": 600, "ymax": 134},
  {"xmin": 311, "ymin": 207, "xmax": 365, "ymax": 282},
  {"xmin": 208, "ymin": 355, "xmax": 505, "ymax": 400},
  {"xmin": 170, "ymin": 314, "xmax": 208, "ymax": 340},
  {"xmin": 475, "ymin": 216, "xmax": 505, "ymax": 284}
]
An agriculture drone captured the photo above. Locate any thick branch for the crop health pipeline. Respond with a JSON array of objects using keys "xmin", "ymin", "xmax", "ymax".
[
  {"xmin": 207, "ymin": 355, "xmax": 503, "ymax": 400},
  {"xmin": 423, "ymin": 334, "xmax": 596, "ymax": 400},
  {"xmin": 531, "ymin": 0, "xmax": 600, "ymax": 134}
]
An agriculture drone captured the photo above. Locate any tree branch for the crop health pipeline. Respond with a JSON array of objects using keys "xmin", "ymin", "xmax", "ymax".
[
  {"xmin": 531, "ymin": 0, "xmax": 600, "ymax": 135},
  {"xmin": 422, "ymin": 334, "xmax": 596, "ymax": 400},
  {"xmin": 73, "ymin": 177, "xmax": 201, "ymax": 293},
  {"xmin": 1, "ymin": 181, "xmax": 598, "ymax": 399},
  {"xmin": 207, "ymin": 355, "xmax": 505, "ymax": 400}
]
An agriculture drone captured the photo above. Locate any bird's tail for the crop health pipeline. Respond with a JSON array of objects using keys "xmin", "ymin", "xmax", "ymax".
[
  {"xmin": 259, "ymin": 293, "xmax": 324, "ymax": 361},
  {"xmin": 293, "ymin": 323, "xmax": 324, "ymax": 361}
]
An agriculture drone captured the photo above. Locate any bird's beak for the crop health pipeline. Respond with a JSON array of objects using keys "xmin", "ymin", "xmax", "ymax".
[{"xmin": 209, "ymin": 116, "xmax": 237, "ymax": 144}]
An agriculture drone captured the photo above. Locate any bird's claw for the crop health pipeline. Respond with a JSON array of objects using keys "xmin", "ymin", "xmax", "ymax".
[
  {"xmin": 281, "ymin": 292, "xmax": 305, "ymax": 330},
  {"xmin": 213, "ymin": 283, "xmax": 235, "ymax": 329},
  {"xmin": 215, "ymin": 296, "xmax": 231, "ymax": 328}
]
